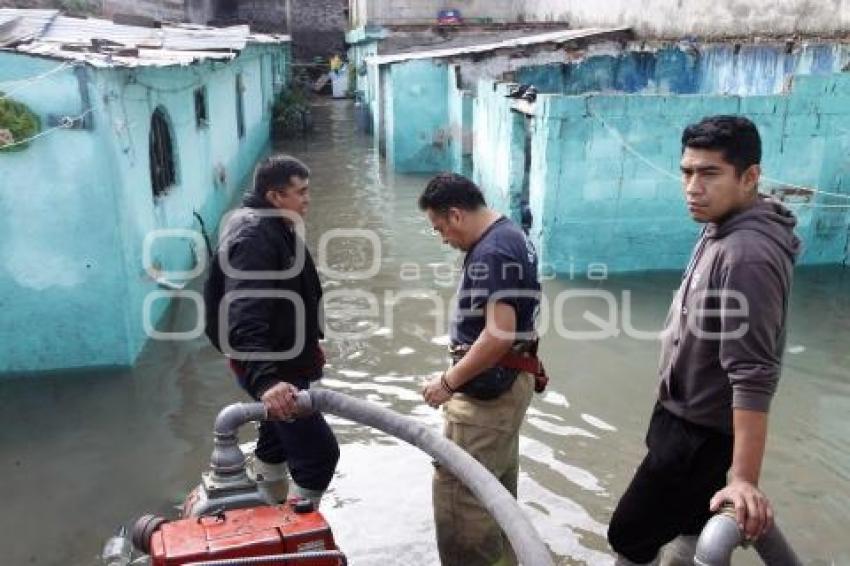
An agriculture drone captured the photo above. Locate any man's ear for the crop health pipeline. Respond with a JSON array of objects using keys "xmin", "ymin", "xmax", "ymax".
[{"xmin": 743, "ymin": 164, "xmax": 761, "ymax": 194}]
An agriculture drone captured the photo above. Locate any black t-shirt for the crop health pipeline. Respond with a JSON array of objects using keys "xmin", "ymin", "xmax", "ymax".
[{"xmin": 450, "ymin": 217, "xmax": 540, "ymax": 345}]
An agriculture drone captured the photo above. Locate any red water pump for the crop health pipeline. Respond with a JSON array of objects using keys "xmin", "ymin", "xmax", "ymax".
[
  {"xmin": 134, "ymin": 499, "xmax": 344, "ymax": 566},
  {"xmin": 120, "ymin": 403, "xmax": 346, "ymax": 565}
]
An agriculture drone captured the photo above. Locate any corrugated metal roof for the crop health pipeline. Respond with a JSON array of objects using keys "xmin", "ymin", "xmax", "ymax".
[
  {"xmin": 0, "ymin": 9, "xmax": 289, "ymax": 67},
  {"xmin": 40, "ymin": 16, "xmax": 165, "ymax": 48},
  {"xmin": 0, "ymin": 8, "xmax": 58, "ymax": 46},
  {"xmin": 14, "ymin": 42, "xmax": 238, "ymax": 67},
  {"xmin": 367, "ymin": 27, "xmax": 632, "ymax": 66}
]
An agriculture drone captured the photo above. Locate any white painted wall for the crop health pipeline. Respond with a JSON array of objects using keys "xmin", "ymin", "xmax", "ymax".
[
  {"xmin": 522, "ymin": 0, "xmax": 850, "ymax": 37},
  {"xmin": 351, "ymin": 0, "xmax": 850, "ymax": 36}
]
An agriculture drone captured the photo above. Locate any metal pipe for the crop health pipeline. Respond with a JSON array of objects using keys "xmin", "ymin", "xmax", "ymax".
[
  {"xmin": 185, "ymin": 550, "xmax": 347, "ymax": 565},
  {"xmin": 753, "ymin": 523, "xmax": 803, "ymax": 566},
  {"xmin": 210, "ymin": 403, "xmax": 267, "ymax": 478},
  {"xmin": 293, "ymin": 388, "xmax": 554, "ymax": 566},
  {"xmin": 695, "ymin": 508, "xmax": 802, "ymax": 566}
]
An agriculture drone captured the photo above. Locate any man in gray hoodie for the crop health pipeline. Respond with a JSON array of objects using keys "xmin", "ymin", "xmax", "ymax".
[{"xmin": 607, "ymin": 116, "xmax": 801, "ymax": 565}]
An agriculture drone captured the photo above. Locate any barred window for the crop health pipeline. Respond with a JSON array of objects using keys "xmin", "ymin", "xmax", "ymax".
[{"xmin": 150, "ymin": 107, "xmax": 176, "ymax": 198}]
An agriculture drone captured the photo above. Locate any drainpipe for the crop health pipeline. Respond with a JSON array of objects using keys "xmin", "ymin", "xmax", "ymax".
[
  {"xmin": 284, "ymin": 0, "xmax": 293, "ymax": 36},
  {"xmin": 47, "ymin": 65, "xmax": 93, "ymax": 130},
  {"xmin": 694, "ymin": 506, "xmax": 802, "ymax": 566}
]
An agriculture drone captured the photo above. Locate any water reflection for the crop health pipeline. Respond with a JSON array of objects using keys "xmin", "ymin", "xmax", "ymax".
[{"xmin": 0, "ymin": 101, "xmax": 848, "ymax": 566}]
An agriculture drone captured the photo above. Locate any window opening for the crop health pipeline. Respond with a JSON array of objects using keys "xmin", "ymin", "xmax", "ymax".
[
  {"xmin": 194, "ymin": 86, "xmax": 208, "ymax": 128},
  {"xmin": 236, "ymin": 73, "xmax": 245, "ymax": 139},
  {"xmin": 150, "ymin": 107, "xmax": 176, "ymax": 198}
]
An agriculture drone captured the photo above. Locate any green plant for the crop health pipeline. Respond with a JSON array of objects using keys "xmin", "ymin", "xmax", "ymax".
[
  {"xmin": 271, "ymin": 87, "xmax": 313, "ymax": 139},
  {"xmin": 0, "ymin": 96, "xmax": 41, "ymax": 152}
]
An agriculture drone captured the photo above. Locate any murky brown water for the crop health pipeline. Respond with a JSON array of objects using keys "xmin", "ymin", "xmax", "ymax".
[{"xmin": 1, "ymin": 100, "xmax": 849, "ymax": 565}]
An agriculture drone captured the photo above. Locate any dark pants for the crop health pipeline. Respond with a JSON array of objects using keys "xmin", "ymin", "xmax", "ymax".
[
  {"xmin": 608, "ymin": 403, "xmax": 733, "ymax": 564},
  {"xmin": 237, "ymin": 373, "xmax": 340, "ymax": 492}
]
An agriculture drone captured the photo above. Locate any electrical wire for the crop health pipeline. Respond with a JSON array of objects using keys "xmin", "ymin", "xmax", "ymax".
[
  {"xmin": 0, "ymin": 62, "xmax": 74, "ymax": 99},
  {"xmin": 0, "ymin": 108, "xmax": 94, "ymax": 150},
  {"xmin": 586, "ymin": 106, "xmax": 850, "ymax": 206}
]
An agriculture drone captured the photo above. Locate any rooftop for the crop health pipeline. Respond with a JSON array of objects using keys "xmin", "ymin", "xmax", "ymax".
[
  {"xmin": 367, "ymin": 27, "xmax": 632, "ymax": 66},
  {"xmin": 0, "ymin": 8, "xmax": 289, "ymax": 67}
]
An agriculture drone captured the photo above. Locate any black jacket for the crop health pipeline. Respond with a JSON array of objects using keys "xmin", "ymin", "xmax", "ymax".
[{"xmin": 204, "ymin": 195, "xmax": 324, "ymax": 399}]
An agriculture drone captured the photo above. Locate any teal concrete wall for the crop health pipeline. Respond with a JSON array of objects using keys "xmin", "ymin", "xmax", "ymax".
[
  {"xmin": 517, "ymin": 43, "xmax": 850, "ymax": 97},
  {"xmin": 0, "ymin": 43, "xmax": 290, "ymax": 374},
  {"xmin": 0, "ymin": 54, "xmax": 131, "ymax": 372},
  {"xmin": 472, "ymin": 80, "xmax": 527, "ymax": 223},
  {"xmin": 384, "ymin": 59, "xmax": 451, "ymax": 172},
  {"xmin": 447, "ymin": 67, "xmax": 474, "ymax": 178},
  {"xmin": 346, "ymin": 26, "xmax": 387, "ymax": 134},
  {"xmin": 474, "ymin": 73, "xmax": 850, "ymax": 275}
]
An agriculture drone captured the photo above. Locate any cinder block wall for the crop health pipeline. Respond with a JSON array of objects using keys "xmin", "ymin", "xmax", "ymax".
[{"xmin": 473, "ymin": 74, "xmax": 850, "ymax": 274}]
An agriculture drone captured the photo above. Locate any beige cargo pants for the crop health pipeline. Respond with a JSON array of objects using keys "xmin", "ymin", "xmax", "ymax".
[{"xmin": 433, "ymin": 372, "xmax": 534, "ymax": 566}]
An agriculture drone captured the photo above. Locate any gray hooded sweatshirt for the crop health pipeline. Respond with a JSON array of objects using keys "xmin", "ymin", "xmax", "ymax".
[{"xmin": 658, "ymin": 196, "xmax": 801, "ymax": 434}]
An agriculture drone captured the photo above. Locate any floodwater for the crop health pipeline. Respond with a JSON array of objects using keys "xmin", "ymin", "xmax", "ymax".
[{"xmin": 1, "ymin": 100, "xmax": 849, "ymax": 565}]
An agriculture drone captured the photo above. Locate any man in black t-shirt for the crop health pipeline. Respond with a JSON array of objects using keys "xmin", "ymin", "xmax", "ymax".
[{"xmin": 419, "ymin": 173, "xmax": 541, "ymax": 566}]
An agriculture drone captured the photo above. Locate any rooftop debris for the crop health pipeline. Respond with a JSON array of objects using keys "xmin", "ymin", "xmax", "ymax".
[{"xmin": 0, "ymin": 8, "xmax": 289, "ymax": 67}]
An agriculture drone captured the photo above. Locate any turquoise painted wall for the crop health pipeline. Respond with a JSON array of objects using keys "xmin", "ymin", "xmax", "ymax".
[
  {"xmin": 346, "ymin": 26, "xmax": 387, "ymax": 134},
  {"xmin": 0, "ymin": 54, "xmax": 131, "ymax": 372},
  {"xmin": 447, "ymin": 67, "xmax": 473, "ymax": 178},
  {"xmin": 474, "ymin": 73, "xmax": 850, "ymax": 275},
  {"xmin": 472, "ymin": 80, "xmax": 527, "ymax": 223},
  {"xmin": 385, "ymin": 59, "xmax": 451, "ymax": 172},
  {"xmin": 517, "ymin": 43, "xmax": 850, "ymax": 97},
  {"xmin": 0, "ymin": 43, "xmax": 290, "ymax": 374}
]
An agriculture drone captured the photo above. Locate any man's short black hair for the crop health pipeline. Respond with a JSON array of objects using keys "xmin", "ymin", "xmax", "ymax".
[
  {"xmin": 419, "ymin": 173, "xmax": 487, "ymax": 214},
  {"xmin": 682, "ymin": 115, "xmax": 762, "ymax": 176},
  {"xmin": 253, "ymin": 154, "xmax": 310, "ymax": 197}
]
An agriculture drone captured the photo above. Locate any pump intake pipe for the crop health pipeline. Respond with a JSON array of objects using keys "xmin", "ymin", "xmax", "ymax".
[
  {"xmin": 694, "ymin": 505, "xmax": 802, "ymax": 566},
  {"xmin": 231, "ymin": 387, "xmax": 550, "ymax": 566},
  {"xmin": 210, "ymin": 402, "xmax": 267, "ymax": 481}
]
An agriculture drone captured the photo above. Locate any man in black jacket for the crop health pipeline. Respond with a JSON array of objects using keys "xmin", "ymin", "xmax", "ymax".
[{"xmin": 204, "ymin": 155, "xmax": 338, "ymax": 506}]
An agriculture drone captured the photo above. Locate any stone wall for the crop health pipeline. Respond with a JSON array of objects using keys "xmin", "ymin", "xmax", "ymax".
[{"xmin": 290, "ymin": 0, "xmax": 347, "ymax": 60}]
